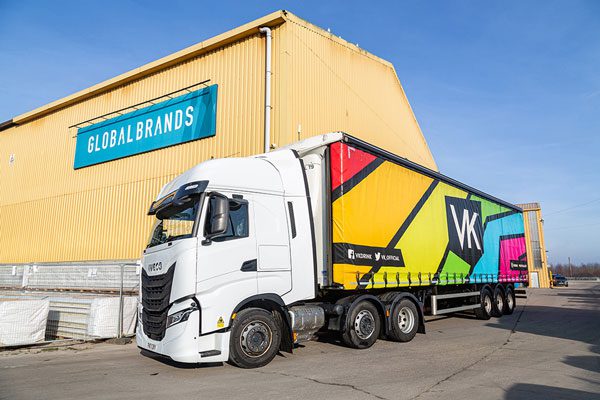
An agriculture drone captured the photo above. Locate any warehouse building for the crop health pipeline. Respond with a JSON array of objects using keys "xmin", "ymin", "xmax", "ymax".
[
  {"xmin": 517, "ymin": 203, "xmax": 550, "ymax": 288},
  {"xmin": 0, "ymin": 10, "xmax": 437, "ymax": 265}
]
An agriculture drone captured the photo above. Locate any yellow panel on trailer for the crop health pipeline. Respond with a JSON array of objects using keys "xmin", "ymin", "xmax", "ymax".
[{"xmin": 329, "ymin": 137, "xmax": 528, "ymax": 290}]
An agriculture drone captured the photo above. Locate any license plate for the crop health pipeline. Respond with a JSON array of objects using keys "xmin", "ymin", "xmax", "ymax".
[{"xmin": 148, "ymin": 343, "xmax": 156, "ymax": 350}]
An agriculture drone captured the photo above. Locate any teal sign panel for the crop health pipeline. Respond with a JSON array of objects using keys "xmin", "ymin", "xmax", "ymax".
[{"xmin": 74, "ymin": 85, "xmax": 218, "ymax": 169}]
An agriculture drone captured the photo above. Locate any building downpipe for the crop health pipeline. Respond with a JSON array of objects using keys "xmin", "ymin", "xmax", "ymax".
[{"xmin": 259, "ymin": 26, "xmax": 272, "ymax": 153}]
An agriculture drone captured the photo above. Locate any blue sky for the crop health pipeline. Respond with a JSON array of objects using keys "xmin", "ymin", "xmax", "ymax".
[{"xmin": 1, "ymin": 1, "xmax": 599, "ymax": 264}]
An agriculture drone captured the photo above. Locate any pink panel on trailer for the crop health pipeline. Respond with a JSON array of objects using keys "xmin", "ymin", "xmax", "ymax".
[{"xmin": 499, "ymin": 236, "xmax": 527, "ymax": 282}]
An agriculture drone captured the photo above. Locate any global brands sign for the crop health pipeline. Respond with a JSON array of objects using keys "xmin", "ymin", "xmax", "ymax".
[{"xmin": 74, "ymin": 85, "xmax": 218, "ymax": 169}]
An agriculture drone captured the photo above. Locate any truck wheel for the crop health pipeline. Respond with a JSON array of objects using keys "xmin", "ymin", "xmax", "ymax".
[
  {"xmin": 503, "ymin": 287, "xmax": 516, "ymax": 315},
  {"xmin": 229, "ymin": 308, "xmax": 281, "ymax": 369},
  {"xmin": 388, "ymin": 298, "xmax": 419, "ymax": 342},
  {"xmin": 491, "ymin": 286, "xmax": 505, "ymax": 318},
  {"xmin": 342, "ymin": 301, "xmax": 380, "ymax": 349},
  {"xmin": 474, "ymin": 288, "xmax": 493, "ymax": 320}
]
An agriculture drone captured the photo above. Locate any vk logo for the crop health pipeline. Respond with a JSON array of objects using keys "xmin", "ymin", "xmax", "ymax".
[
  {"xmin": 449, "ymin": 204, "xmax": 482, "ymax": 251},
  {"xmin": 445, "ymin": 197, "xmax": 484, "ymax": 266}
]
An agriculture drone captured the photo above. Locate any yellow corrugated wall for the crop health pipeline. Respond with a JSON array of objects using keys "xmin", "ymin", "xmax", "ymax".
[
  {"xmin": 0, "ymin": 32, "xmax": 268, "ymax": 262},
  {"xmin": 520, "ymin": 206, "xmax": 550, "ymax": 288},
  {"xmin": 0, "ymin": 12, "xmax": 437, "ymax": 263},
  {"xmin": 275, "ymin": 15, "xmax": 437, "ymax": 170}
]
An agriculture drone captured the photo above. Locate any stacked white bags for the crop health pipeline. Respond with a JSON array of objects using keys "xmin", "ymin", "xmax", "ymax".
[
  {"xmin": 86, "ymin": 297, "xmax": 138, "ymax": 337},
  {"xmin": 0, "ymin": 299, "xmax": 50, "ymax": 346}
]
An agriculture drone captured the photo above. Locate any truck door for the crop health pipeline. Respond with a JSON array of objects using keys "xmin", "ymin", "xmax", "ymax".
[
  {"xmin": 196, "ymin": 193, "xmax": 258, "ymax": 324},
  {"xmin": 254, "ymin": 194, "xmax": 292, "ymax": 295}
]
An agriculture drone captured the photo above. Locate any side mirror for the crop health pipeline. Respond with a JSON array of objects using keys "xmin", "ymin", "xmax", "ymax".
[{"xmin": 203, "ymin": 194, "xmax": 229, "ymax": 245}]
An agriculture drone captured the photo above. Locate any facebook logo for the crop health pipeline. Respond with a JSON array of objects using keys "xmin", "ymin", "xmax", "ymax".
[
  {"xmin": 347, "ymin": 249, "xmax": 355, "ymax": 260},
  {"xmin": 445, "ymin": 197, "xmax": 484, "ymax": 266}
]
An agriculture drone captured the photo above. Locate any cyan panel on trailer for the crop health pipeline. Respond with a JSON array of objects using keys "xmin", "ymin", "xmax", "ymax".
[{"xmin": 471, "ymin": 213, "xmax": 526, "ymax": 280}]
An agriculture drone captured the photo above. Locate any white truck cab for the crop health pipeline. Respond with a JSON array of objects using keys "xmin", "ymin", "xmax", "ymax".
[{"xmin": 137, "ymin": 145, "xmax": 319, "ymax": 367}]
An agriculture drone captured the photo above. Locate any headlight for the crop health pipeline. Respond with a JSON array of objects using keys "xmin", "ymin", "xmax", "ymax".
[{"xmin": 166, "ymin": 303, "xmax": 198, "ymax": 328}]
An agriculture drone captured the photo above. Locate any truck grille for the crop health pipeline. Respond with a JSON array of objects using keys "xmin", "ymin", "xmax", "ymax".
[
  {"xmin": 142, "ymin": 309, "xmax": 168, "ymax": 341},
  {"xmin": 141, "ymin": 264, "xmax": 175, "ymax": 341}
]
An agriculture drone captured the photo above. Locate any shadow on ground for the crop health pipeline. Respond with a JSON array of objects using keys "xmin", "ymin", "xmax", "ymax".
[
  {"xmin": 314, "ymin": 331, "xmax": 346, "ymax": 347},
  {"xmin": 139, "ymin": 349, "xmax": 223, "ymax": 369},
  {"xmin": 485, "ymin": 305, "xmax": 599, "ymax": 345},
  {"xmin": 488, "ymin": 286, "xmax": 600, "ymax": 377},
  {"xmin": 505, "ymin": 383, "xmax": 600, "ymax": 400},
  {"xmin": 562, "ymin": 355, "xmax": 600, "ymax": 374}
]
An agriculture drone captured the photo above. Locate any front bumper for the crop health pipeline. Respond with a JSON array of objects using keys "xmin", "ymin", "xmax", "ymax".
[{"xmin": 136, "ymin": 302, "xmax": 230, "ymax": 364}]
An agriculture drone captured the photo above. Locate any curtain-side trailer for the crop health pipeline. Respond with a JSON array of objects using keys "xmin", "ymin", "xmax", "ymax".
[{"xmin": 137, "ymin": 132, "xmax": 528, "ymax": 368}]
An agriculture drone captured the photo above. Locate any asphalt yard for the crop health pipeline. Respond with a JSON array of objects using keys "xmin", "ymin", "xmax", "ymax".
[{"xmin": 1, "ymin": 282, "xmax": 599, "ymax": 400}]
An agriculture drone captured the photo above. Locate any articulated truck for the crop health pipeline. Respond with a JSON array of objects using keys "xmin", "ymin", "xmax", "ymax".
[{"xmin": 137, "ymin": 132, "xmax": 528, "ymax": 368}]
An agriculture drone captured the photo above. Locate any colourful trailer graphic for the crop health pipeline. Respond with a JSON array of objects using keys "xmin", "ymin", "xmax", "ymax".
[{"xmin": 330, "ymin": 142, "xmax": 527, "ymax": 290}]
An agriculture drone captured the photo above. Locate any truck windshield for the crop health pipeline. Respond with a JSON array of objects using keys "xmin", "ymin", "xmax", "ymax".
[{"xmin": 147, "ymin": 198, "xmax": 201, "ymax": 248}]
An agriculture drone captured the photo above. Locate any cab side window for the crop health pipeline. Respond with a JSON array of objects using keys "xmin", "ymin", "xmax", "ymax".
[{"xmin": 211, "ymin": 199, "xmax": 249, "ymax": 242}]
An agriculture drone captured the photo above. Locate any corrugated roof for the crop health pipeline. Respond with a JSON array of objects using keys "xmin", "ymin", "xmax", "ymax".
[
  {"xmin": 5, "ymin": 10, "xmax": 396, "ymax": 128},
  {"xmin": 516, "ymin": 202, "xmax": 542, "ymax": 211},
  {"xmin": 7, "ymin": 11, "xmax": 285, "ymax": 126}
]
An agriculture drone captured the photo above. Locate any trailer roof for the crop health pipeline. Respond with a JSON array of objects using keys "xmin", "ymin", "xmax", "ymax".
[{"xmin": 284, "ymin": 132, "xmax": 522, "ymax": 212}]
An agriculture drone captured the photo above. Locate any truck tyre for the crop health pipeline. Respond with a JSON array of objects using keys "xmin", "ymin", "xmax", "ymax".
[
  {"xmin": 491, "ymin": 286, "xmax": 505, "ymax": 318},
  {"xmin": 342, "ymin": 301, "xmax": 380, "ymax": 349},
  {"xmin": 229, "ymin": 308, "xmax": 281, "ymax": 369},
  {"xmin": 388, "ymin": 298, "xmax": 419, "ymax": 342},
  {"xmin": 474, "ymin": 288, "xmax": 493, "ymax": 320},
  {"xmin": 503, "ymin": 287, "xmax": 516, "ymax": 315}
]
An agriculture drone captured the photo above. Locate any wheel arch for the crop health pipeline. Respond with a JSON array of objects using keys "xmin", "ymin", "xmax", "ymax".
[
  {"xmin": 231, "ymin": 294, "xmax": 293, "ymax": 354},
  {"xmin": 494, "ymin": 283, "xmax": 507, "ymax": 295},
  {"xmin": 480, "ymin": 284, "xmax": 494, "ymax": 295}
]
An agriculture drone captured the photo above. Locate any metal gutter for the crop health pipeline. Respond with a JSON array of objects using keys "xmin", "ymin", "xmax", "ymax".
[
  {"xmin": 8, "ymin": 10, "xmax": 413, "ymax": 131},
  {"xmin": 259, "ymin": 26, "xmax": 273, "ymax": 152},
  {"xmin": 0, "ymin": 119, "xmax": 17, "ymax": 132}
]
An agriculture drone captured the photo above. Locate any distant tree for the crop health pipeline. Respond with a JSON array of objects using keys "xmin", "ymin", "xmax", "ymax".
[{"xmin": 550, "ymin": 263, "xmax": 600, "ymax": 277}]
